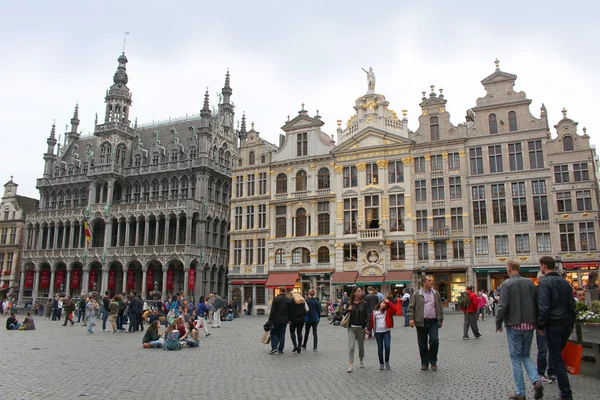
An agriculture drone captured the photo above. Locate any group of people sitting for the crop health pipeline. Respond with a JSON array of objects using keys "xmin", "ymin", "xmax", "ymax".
[
  {"xmin": 5, "ymin": 312, "xmax": 36, "ymax": 330},
  {"xmin": 142, "ymin": 314, "xmax": 207, "ymax": 350}
]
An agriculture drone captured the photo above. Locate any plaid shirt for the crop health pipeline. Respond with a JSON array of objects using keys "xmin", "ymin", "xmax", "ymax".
[{"xmin": 511, "ymin": 322, "xmax": 535, "ymax": 331}]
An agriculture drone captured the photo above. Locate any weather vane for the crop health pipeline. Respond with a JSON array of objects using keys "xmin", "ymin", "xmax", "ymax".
[{"xmin": 123, "ymin": 31, "xmax": 130, "ymax": 53}]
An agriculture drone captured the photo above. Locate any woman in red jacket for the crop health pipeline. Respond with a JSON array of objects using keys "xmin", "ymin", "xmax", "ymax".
[{"xmin": 369, "ymin": 298, "xmax": 398, "ymax": 370}]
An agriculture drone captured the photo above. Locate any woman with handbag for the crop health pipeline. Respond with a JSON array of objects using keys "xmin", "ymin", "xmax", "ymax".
[{"xmin": 343, "ymin": 287, "xmax": 368, "ymax": 373}]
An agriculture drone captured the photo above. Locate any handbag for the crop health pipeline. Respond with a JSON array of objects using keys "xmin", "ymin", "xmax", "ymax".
[
  {"xmin": 340, "ymin": 311, "xmax": 351, "ymax": 328},
  {"xmin": 261, "ymin": 330, "xmax": 271, "ymax": 344},
  {"xmin": 561, "ymin": 341, "xmax": 583, "ymax": 375}
]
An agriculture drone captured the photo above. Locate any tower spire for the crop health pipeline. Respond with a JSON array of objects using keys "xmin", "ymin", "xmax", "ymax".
[
  {"xmin": 238, "ymin": 112, "xmax": 248, "ymax": 142},
  {"xmin": 222, "ymin": 69, "xmax": 232, "ymax": 104},
  {"xmin": 70, "ymin": 103, "xmax": 80, "ymax": 136},
  {"xmin": 102, "ymin": 52, "xmax": 132, "ymax": 127},
  {"xmin": 201, "ymin": 89, "xmax": 211, "ymax": 117}
]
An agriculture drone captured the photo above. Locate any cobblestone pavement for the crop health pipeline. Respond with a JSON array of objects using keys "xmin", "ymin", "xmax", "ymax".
[{"xmin": 0, "ymin": 312, "xmax": 598, "ymax": 400}]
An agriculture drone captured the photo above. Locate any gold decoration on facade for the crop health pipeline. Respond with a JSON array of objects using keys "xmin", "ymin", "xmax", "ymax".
[
  {"xmin": 355, "ymin": 162, "xmax": 367, "ymax": 171},
  {"xmin": 385, "ymin": 241, "xmax": 392, "ymax": 246},
  {"xmin": 401, "ymin": 156, "xmax": 414, "ymax": 166},
  {"xmin": 422, "ymin": 109, "xmax": 429, "ymax": 116},
  {"xmin": 387, "ymin": 108, "xmax": 398, "ymax": 120},
  {"xmin": 376, "ymin": 159, "xmax": 389, "ymax": 169},
  {"xmin": 562, "ymin": 214, "xmax": 569, "ymax": 219},
  {"xmin": 464, "ymin": 239, "xmax": 471, "ymax": 243},
  {"xmin": 285, "ymin": 202, "xmax": 293, "ymax": 207},
  {"xmin": 439, "ymin": 107, "xmax": 445, "ymax": 113},
  {"xmin": 585, "ymin": 252, "xmax": 594, "ymax": 257},
  {"xmin": 424, "ymin": 154, "xmax": 431, "ymax": 161},
  {"xmin": 366, "ymin": 115, "xmax": 375, "ymax": 124},
  {"xmin": 334, "ymin": 165, "xmax": 344, "ymax": 173},
  {"xmin": 337, "ymin": 120, "xmax": 342, "ymax": 127},
  {"xmin": 286, "ymin": 168, "xmax": 293, "ymax": 172},
  {"xmin": 242, "ymin": 174, "xmax": 247, "ymax": 178},
  {"xmin": 518, "ymin": 256, "xmax": 529, "ymax": 261},
  {"xmin": 582, "ymin": 212, "xmax": 590, "ymax": 217},
  {"xmin": 446, "ymin": 240, "xmax": 453, "ymax": 244},
  {"xmin": 565, "ymin": 253, "xmax": 573, "ymax": 258},
  {"xmin": 442, "ymin": 152, "xmax": 448, "ymax": 159},
  {"xmin": 497, "ymin": 257, "xmax": 508, "ymax": 262},
  {"xmin": 362, "ymin": 98, "xmax": 378, "ymax": 111},
  {"xmin": 309, "ymin": 164, "xmax": 317, "ymax": 170},
  {"xmin": 245, "ymin": 266, "xmax": 252, "ymax": 273},
  {"xmin": 346, "ymin": 114, "xmax": 356, "ymax": 128},
  {"xmin": 458, "ymin": 150, "xmax": 465, "ymax": 157},
  {"xmin": 427, "ymin": 240, "xmax": 435, "ymax": 245}
]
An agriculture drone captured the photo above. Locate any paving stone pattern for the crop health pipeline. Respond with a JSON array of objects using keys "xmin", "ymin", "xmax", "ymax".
[{"xmin": 0, "ymin": 313, "xmax": 598, "ymax": 400}]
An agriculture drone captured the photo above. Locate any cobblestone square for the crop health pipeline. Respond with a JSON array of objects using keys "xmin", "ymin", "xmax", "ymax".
[{"xmin": 0, "ymin": 313, "xmax": 598, "ymax": 400}]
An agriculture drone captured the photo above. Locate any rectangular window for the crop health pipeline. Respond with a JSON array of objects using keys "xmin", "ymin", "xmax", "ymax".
[
  {"xmin": 451, "ymin": 207, "xmax": 463, "ymax": 231},
  {"xmin": 469, "ymin": 147, "xmax": 484, "ymax": 175},
  {"xmin": 343, "ymin": 198, "xmax": 358, "ymax": 234},
  {"xmin": 576, "ymin": 190, "xmax": 592, "ymax": 211},
  {"xmin": 343, "ymin": 166, "xmax": 357, "ymax": 188},
  {"xmin": 317, "ymin": 202, "xmax": 330, "ymax": 235},
  {"xmin": 245, "ymin": 239, "xmax": 254, "ymax": 265},
  {"xmin": 258, "ymin": 172, "xmax": 267, "ymax": 195},
  {"xmin": 495, "ymin": 235, "xmax": 509, "ymax": 255},
  {"xmin": 448, "ymin": 152, "xmax": 460, "ymax": 170},
  {"xmin": 344, "ymin": 244, "xmax": 358, "ymax": 262},
  {"xmin": 6, "ymin": 253, "xmax": 13, "ymax": 273},
  {"xmin": 255, "ymin": 287, "xmax": 266, "ymax": 305},
  {"xmin": 297, "ymin": 132, "xmax": 307, "ymax": 156},
  {"xmin": 488, "ymin": 145, "xmax": 503, "ymax": 173},
  {"xmin": 528, "ymin": 140, "xmax": 544, "ymax": 169},
  {"xmin": 580, "ymin": 222, "xmax": 596, "ymax": 251},
  {"xmin": 431, "ymin": 154, "xmax": 443, "ymax": 171},
  {"xmin": 559, "ymin": 223, "xmax": 575, "ymax": 251},
  {"xmin": 390, "ymin": 242, "xmax": 406, "ymax": 261},
  {"xmin": 512, "ymin": 182, "xmax": 528, "ymax": 223},
  {"xmin": 388, "ymin": 160, "xmax": 404, "ymax": 183},
  {"xmin": 449, "ymin": 176, "xmax": 461, "ymax": 200},
  {"xmin": 491, "ymin": 183, "xmax": 507, "ymax": 224},
  {"xmin": 453, "ymin": 240, "xmax": 465, "ymax": 260},
  {"xmin": 472, "ymin": 186, "xmax": 487, "ymax": 225},
  {"xmin": 415, "ymin": 180, "xmax": 427, "ymax": 202},
  {"xmin": 416, "ymin": 210, "xmax": 428, "ymax": 233},
  {"xmin": 234, "ymin": 207, "xmax": 243, "ymax": 230},
  {"xmin": 515, "ymin": 234, "xmax": 530, "ymax": 253},
  {"xmin": 536, "ymin": 233, "xmax": 551, "ymax": 253},
  {"xmin": 0, "ymin": 228, "xmax": 7, "ymax": 244},
  {"xmin": 364, "ymin": 194, "xmax": 380, "ymax": 229},
  {"xmin": 415, "ymin": 157, "xmax": 426, "ymax": 174},
  {"xmin": 0, "ymin": 253, "xmax": 4, "ymax": 270},
  {"xmin": 275, "ymin": 206, "xmax": 287, "ymax": 238},
  {"xmin": 532, "ymin": 180, "xmax": 549, "ymax": 221},
  {"xmin": 554, "ymin": 165, "xmax": 569, "ymax": 184},
  {"xmin": 433, "ymin": 208, "xmax": 445, "ymax": 229},
  {"xmin": 258, "ymin": 204, "xmax": 266, "ymax": 229},
  {"xmin": 573, "ymin": 162, "xmax": 589, "ymax": 181},
  {"xmin": 247, "ymin": 174, "xmax": 255, "ymax": 196},
  {"xmin": 366, "ymin": 163, "xmax": 379, "ymax": 185},
  {"xmin": 475, "ymin": 236, "xmax": 489, "ymax": 255},
  {"xmin": 434, "ymin": 241, "xmax": 447, "ymax": 260},
  {"xmin": 9, "ymin": 227, "xmax": 16, "ymax": 245},
  {"xmin": 431, "ymin": 178, "xmax": 444, "ymax": 201},
  {"xmin": 233, "ymin": 240, "xmax": 242, "ymax": 265},
  {"xmin": 418, "ymin": 242, "xmax": 429, "ymax": 261},
  {"xmin": 556, "ymin": 192, "xmax": 572, "ymax": 213},
  {"xmin": 235, "ymin": 176, "xmax": 244, "ymax": 197},
  {"xmin": 246, "ymin": 205, "xmax": 255, "ymax": 229},
  {"xmin": 257, "ymin": 238, "xmax": 265, "ymax": 265},
  {"xmin": 508, "ymin": 143, "xmax": 524, "ymax": 171},
  {"xmin": 389, "ymin": 194, "xmax": 405, "ymax": 232}
]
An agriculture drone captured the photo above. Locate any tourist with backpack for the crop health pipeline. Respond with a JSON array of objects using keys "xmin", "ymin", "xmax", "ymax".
[{"xmin": 459, "ymin": 285, "xmax": 481, "ymax": 340}]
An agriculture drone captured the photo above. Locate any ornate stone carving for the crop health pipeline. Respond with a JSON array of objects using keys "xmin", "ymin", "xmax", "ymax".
[{"xmin": 355, "ymin": 162, "xmax": 367, "ymax": 171}]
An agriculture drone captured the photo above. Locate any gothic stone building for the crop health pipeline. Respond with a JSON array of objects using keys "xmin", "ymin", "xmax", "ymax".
[
  {"xmin": 230, "ymin": 61, "xmax": 600, "ymax": 311},
  {"xmin": 21, "ymin": 53, "xmax": 235, "ymax": 304}
]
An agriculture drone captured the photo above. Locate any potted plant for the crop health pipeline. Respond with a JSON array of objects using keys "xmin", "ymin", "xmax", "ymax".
[{"xmin": 573, "ymin": 300, "xmax": 600, "ymax": 342}]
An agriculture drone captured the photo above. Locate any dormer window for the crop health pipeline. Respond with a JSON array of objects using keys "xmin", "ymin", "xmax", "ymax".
[
  {"xmin": 68, "ymin": 165, "xmax": 74, "ymax": 176},
  {"xmin": 563, "ymin": 136, "xmax": 574, "ymax": 152},
  {"xmin": 152, "ymin": 152, "xmax": 159, "ymax": 165},
  {"xmin": 261, "ymin": 154, "xmax": 266, "ymax": 164},
  {"xmin": 489, "ymin": 114, "xmax": 498, "ymax": 134},
  {"xmin": 100, "ymin": 142, "xmax": 111, "ymax": 164},
  {"xmin": 134, "ymin": 154, "xmax": 141, "ymax": 167},
  {"xmin": 297, "ymin": 132, "xmax": 308, "ymax": 156},
  {"xmin": 170, "ymin": 149, "xmax": 178, "ymax": 162},
  {"xmin": 82, "ymin": 163, "xmax": 88, "ymax": 175},
  {"xmin": 248, "ymin": 151, "xmax": 255, "ymax": 166},
  {"xmin": 189, "ymin": 147, "xmax": 197, "ymax": 159},
  {"xmin": 54, "ymin": 166, "xmax": 60, "ymax": 177},
  {"xmin": 430, "ymin": 116, "xmax": 440, "ymax": 141},
  {"xmin": 508, "ymin": 111, "xmax": 518, "ymax": 132}
]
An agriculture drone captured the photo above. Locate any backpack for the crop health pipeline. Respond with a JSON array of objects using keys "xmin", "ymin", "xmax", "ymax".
[{"xmin": 458, "ymin": 292, "xmax": 471, "ymax": 310}]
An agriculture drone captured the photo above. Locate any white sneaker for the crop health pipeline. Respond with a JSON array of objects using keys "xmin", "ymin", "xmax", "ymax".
[
  {"xmin": 359, "ymin": 361, "xmax": 364, "ymax": 368},
  {"xmin": 347, "ymin": 365, "xmax": 353, "ymax": 373}
]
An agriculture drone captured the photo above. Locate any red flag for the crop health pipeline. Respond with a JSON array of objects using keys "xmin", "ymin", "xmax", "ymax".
[
  {"xmin": 55, "ymin": 270, "xmax": 65, "ymax": 289},
  {"xmin": 83, "ymin": 220, "xmax": 92, "ymax": 244},
  {"xmin": 127, "ymin": 269, "xmax": 135, "ymax": 290},
  {"xmin": 167, "ymin": 269, "xmax": 174, "ymax": 291},
  {"xmin": 40, "ymin": 270, "xmax": 49, "ymax": 289},
  {"xmin": 108, "ymin": 270, "xmax": 116, "ymax": 290},
  {"xmin": 188, "ymin": 268, "xmax": 195, "ymax": 291},
  {"xmin": 89, "ymin": 269, "xmax": 97, "ymax": 289},
  {"xmin": 25, "ymin": 270, "xmax": 34, "ymax": 289},
  {"xmin": 146, "ymin": 269, "xmax": 154, "ymax": 290},
  {"xmin": 71, "ymin": 270, "xmax": 81, "ymax": 289}
]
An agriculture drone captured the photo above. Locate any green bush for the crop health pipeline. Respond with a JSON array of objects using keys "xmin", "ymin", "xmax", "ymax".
[
  {"xmin": 591, "ymin": 300, "xmax": 600, "ymax": 315},
  {"xmin": 576, "ymin": 302, "xmax": 588, "ymax": 313}
]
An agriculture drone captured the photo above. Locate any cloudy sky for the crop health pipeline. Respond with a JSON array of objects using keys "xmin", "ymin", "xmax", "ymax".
[{"xmin": 1, "ymin": 0, "xmax": 598, "ymax": 199}]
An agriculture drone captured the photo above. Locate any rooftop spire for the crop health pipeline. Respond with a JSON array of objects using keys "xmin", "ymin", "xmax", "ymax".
[
  {"xmin": 238, "ymin": 112, "xmax": 248, "ymax": 142},
  {"xmin": 221, "ymin": 69, "xmax": 232, "ymax": 104},
  {"xmin": 49, "ymin": 121, "xmax": 56, "ymax": 140},
  {"xmin": 70, "ymin": 103, "xmax": 80, "ymax": 135},
  {"xmin": 113, "ymin": 52, "xmax": 129, "ymax": 86},
  {"xmin": 495, "ymin": 58, "xmax": 500, "ymax": 71}
]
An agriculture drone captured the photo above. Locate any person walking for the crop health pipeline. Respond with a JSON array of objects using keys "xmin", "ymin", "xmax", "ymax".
[
  {"xmin": 212, "ymin": 294, "xmax": 223, "ymax": 328},
  {"xmin": 109, "ymin": 295, "xmax": 120, "ymax": 334},
  {"xmin": 496, "ymin": 260, "xmax": 544, "ymax": 400},
  {"xmin": 364, "ymin": 286, "xmax": 379, "ymax": 340},
  {"xmin": 408, "ymin": 275, "xmax": 444, "ymax": 371},
  {"xmin": 127, "ymin": 293, "xmax": 138, "ymax": 333},
  {"xmin": 303, "ymin": 289, "xmax": 320, "ymax": 352},
  {"xmin": 401, "ymin": 289, "xmax": 411, "ymax": 327},
  {"xmin": 77, "ymin": 297, "xmax": 86, "ymax": 324},
  {"xmin": 370, "ymin": 298, "xmax": 398, "ymax": 371},
  {"xmin": 268, "ymin": 287, "xmax": 291, "ymax": 354},
  {"xmin": 288, "ymin": 292, "xmax": 307, "ymax": 354},
  {"xmin": 62, "ymin": 296, "xmax": 75, "ymax": 326},
  {"xmin": 101, "ymin": 291, "xmax": 110, "ymax": 332},
  {"xmin": 460, "ymin": 285, "xmax": 481, "ymax": 339},
  {"xmin": 538, "ymin": 256, "xmax": 576, "ymax": 400},
  {"xmin": 86, "ymin": 297, "xmax": 98, "ymax": 334},
  {"xmin": 535, "ymin": 271, "xmax": 555, "ymax": 384},
  {"xmin": 195, "ymin": 297, "xmax": 212, "ymax": 337},
  {"xmin": 478, "ymin": 290, "xmax": 488, "ymax": 321},
  {"xmin": 344, "ymin": 286, "xmax": 368, "ymax": 373},
  {"xmin": 246, "ymin": 296, "xmax": 253, "ymax": 316},
  {"xmin": 51, "ymin": 295, "xmax": 59, "ymax": 321}
]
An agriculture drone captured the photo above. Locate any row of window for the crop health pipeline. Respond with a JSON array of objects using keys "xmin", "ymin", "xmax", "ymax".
[
  {"xmin": 232, "ymin": 239, "xmax": 267, "ymax": 265},
  {"xmin": 234, "ymin": 204, "xmax": 268, "ymax": 230},
  {"xmin": 274, "ymin": 203, "xmax": 331, "ymax": 237},
  {"xmin": 270, "ymin": 246, "xmax": 330, "ymax": 265},
  {"xmin": 3, "ymin": 210, "xmax": 16, "ymax": 221},
  {"xmin": 469, "ymin": 140, "xmax": 544, "ymax": 175},
  {"xmin": 273, "ymin": 169, "xmax": 331, "ymax": 194},
  {"xmin": 0, "ymin": 227, "xmax": 17, "ymax": 245},
  {"xmin": 0, "ymin": 252, "xmax": 14, "ymax": 273}
]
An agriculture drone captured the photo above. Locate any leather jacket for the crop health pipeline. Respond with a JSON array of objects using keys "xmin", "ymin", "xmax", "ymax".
[{"xmin": 537, "ymin": 271, "xmax": 576, "ymax": 330}]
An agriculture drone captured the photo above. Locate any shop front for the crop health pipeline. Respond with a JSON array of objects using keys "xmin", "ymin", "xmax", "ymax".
[
  {"xmin": 265, "ymin": 272, "xmax": 300, "ymax": 297},
  {"xmin": 354, "ymin": 275, "xmax": 384, "ymax": 291},
  {"xmin": 300, "ymin": 270, "xmax": 333, "ymax": 316},
  {"xmin": 384, "ymin": 270, "xmax": 413, "ymax": 299},
  {"xmin": 474, "ymin": 266, "xmax": 541, "ymax": 292},
  {"xmin": 230, "ymin": 278, "xmax": 267, "ymax": 316},
  {"xmin": 562, "ymin": 261, "xmax": 600, "ymax": 289},
  {"xmin": 419, "ymin": 269, "xmax": 466, "ymax": 307},
  {"xmin": 331, "ymin": 271, "xmax": 358, "ymax": 301}
]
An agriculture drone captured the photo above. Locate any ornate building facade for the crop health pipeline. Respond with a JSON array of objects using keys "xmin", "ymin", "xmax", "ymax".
[
  {"xmin": 230, "ymin": 61, "xmax": 600, "ymax": 311},
  {"xmin": 20, "ymin": 53, "xmax": 236, "ymax": 304}
]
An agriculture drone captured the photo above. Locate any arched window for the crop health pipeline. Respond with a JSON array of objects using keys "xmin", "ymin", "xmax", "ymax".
[
  {"xmin": 276, "ymin": 173, "xmax": 287, "ymax": 194},
  {"xmin": 133, "ymin": 181, "xmax": 141, "ymax": 202},
  {"xmin": 208, "ymin": 178, "xmax": 214, "ymax": 200},
  {"xmin": 72, "ymin": 188, "xmax": 79, "ymax": 207},
  {"xmin": 296, "ymin": 170, "xmax": 307, "ymax": 192},
  {"xmin": 488, "ymin": 114, "xmax": 498, "ymax": 134},
  {"xmin": 215, "ymin": 180, "xmax": 221, "ymax": 202},
  {"xmin": 181, "ymin": 176, "xmax": 189, "ymax": 198},
  {"xmin": 248, "ymin": 151, "xmax": 255, "ymax": 166},
  {"xmin": 189, "ymin": 146, "xmax": 197, "ymax": 159},
  {"xmin": 134, "ymin": 154, "xmax": 141, "ymax": 167},
  {"xmin": 508, "ymin": 111, "xmax": 518, "ymax": 132},
  {"xmin": 170, "ymin": 177, "xmax": 179, "ymax": 199},
  {"xmin": 318, "ymin": 246, "xmax": 330, "ymax": 263},
  {"xmin": 152, "ymin": 152, "xmax": 160, "ymax": 165},
  {"xmin": 275, "ymin": 249, "xmax": 285, "ymax": 265},
  {"xmin": 261, "ymin": 154, "xmax": 266, "ymax": 164},
  {"xmin": 430, "ymin": 116, "xmax": 440, "ymax": 141},
  {"xmin": 151, "ymin": 180, "xmax": 159, "ymax": 199},
  {"xmin": 292, "ymin": 247, "xmax": 310, "ymax": 264},
  {"xmin": 238, "ymin": 158, "xmax": 242, "ymax": 167},
  {"xmin": 224, "ymin": 151, "xmax": 231, "ymax": 166},
  {"xmin": 219, "ymin": 148, "xmax": 225, "ymax": 165},
  {"xmin": 100, "ymin": 142, "xmax": 111, "ymax": 164},
  {"xmin": 296, "ymin": 208, "xmax": 307, "ymax": 237},
  {"xmin": 115, "ymin": 144, "xmax": 126, "ymax": 166},
  {"xmin": 82, "ymin": 163, "xmax": 88, "ymax": 175},
  {"xmin": 563, "ymin": 136, "xmax": 574, "ymax": 151},
  {"xmin": 142, "ymin": 181, "xmax": 150, "ymax": 202},
  {"xmin": 68, "ymin": 165, "xmax": 74, "ymax": 176},
  {"xmin": 160, "ymin": 178, "xmax": 168, "ymax": 199},
  {"xmin": 170, "ymin": 149, "xmax": 178, "ymax": 162},
  {"xmin": 222, "ymin": 184, "xmax": 229, "ymax": 204},
  {"xmin": 317, "ymin": 168, "xmax": 330, "ymax": 189},
  {"xmin": 54, "ymin": 166, "xmax": 60, "ymax": 177}
]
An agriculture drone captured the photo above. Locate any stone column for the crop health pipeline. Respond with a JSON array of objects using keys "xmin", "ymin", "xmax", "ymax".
[
  {"xmin": 184, "ymin": 267, "xmax": 190, "ymax": 297},
  {"xmin": 161, "ymin": 266, "xmax": 168, "ymax": 301},
  {"xmin": 254, "ymin": 203, "xmax": 260, "ymax": 230},
  {"xmin": 53, "ymin": 225, "xmax": 59, "ymax": 249},
  {"xmin": 38, "ymin": 227, "xmax": 43, "ymax": 250},
  {"xmin": 122, "ymin": 265, "xmax": 128, "ymax": 295},
  {"xmin": 310, "ymin": 200, "xmax": 318, "ymax": 236},
  {"xmin": 141, "ymin": 267, "xmax": 148, "ymax": 298},
  {"xmin": 70, "ymin": 224, "xmax": 75, "ymax": 249},
  {"xmin": 81, "ymin": 266, "xmax": 90, "ymax": 297},
  {"xmin": 175, "ymin": 216, "xmax": 181, "ymax": 245},
  {"xmin": 99, "ymin": 185, "xmax": 104, "ymax": 204},
  {"xmin": 88, "ymin": 185, "xmax": 94, "ymax": 206},
  {"xmin": 24, "ymin": 226, "xmax": 30, "ymax": 250},
  {"xmin": 18, "ymin": 267, "xmax": 26, "ymax": 305},
  {"xmin": 125, "ymin": 220, "xmax": 130, "ymax": 247},
  {"xmin": 185, "ymin": 216, "xmax": 192, "ymax": 245},
  {"xmin": 154, "ymin": 218, "xmax": 160, "ymax": 246},
  {"xmin": 144, "ymin": 219, "xmax": 150, "ymax": 246},
  {"xmin": 106, "ymin": 180, "xmax": 114, "ymax": 206},
  {"xmin": 241, "ymin": 240, "xmax": 246, "ymax": 267},
  {"xmin": 62, "ymin": 226, "xmax": 67, "ymax": 249},
  {"xmin": 32, "ymin": 266, "xmax": 40, "ymax": 304},
  {"xmin": 116, "ymin": 221, "xmax": 122, "ymax": 247},
  {"xmin": 66, "ymin": 266, "xmax": 72, "ymax": 297},
  {"xmin": 104, "ymin": 219, "xmax": 112, "ymax": 250},
  {"xmin": 286, "ymin": 203, "xmax": 292, "ymax": 238},
  {"xmin": 269, "ymin": 205, "xmax": 276, "ymax": 238},
  {"xmin": 329, "ymin": 199, "xmax": 336, "ymax": 235},
  {"xmin": 165, "ymin": 217, "xmax": 170, "ymax": 245},
  {"xmin": 49, "ymin": 265, "xmax": 56, "ymax": 298}
]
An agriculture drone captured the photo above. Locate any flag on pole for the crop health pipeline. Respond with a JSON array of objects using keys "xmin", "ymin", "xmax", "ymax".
[{"xmin": 83, "ymin": 219, "xmax": 92, "ymax": 244}]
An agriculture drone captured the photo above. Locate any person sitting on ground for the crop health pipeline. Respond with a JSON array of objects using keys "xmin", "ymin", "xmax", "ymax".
[
  {"xmin": 148, "ymin": 309, "xmax": 160, "ymax": 325},
  {"xmin": 180, "ymin": 321, "xmax": 200, "ymax": 347},
  {"xmin": 17, "ymin": 312, "xmax": 36, "ymax": 330},
  {"xmin": 176, "ymin": 317, "xmax": 187, "ymax": 339},
  {"xmin": 163, "ymin": 322, "xmax": 182, "ymax": 351},
  {"xmin": 142, "ymin": 320, "xmax": 164, "ymax": 348},
  {"xmin": 6, "ymin": 312, "xmax": 21, "ymax": 330}
]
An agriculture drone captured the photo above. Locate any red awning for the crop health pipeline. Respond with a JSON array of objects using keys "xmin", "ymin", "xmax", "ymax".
[
  {"xmin": 265, "ymin": 273, "xmax": 299, "ymax": 288},
  {"xmin": 230, "ymin": 279, "xmax": 267, "ymax": 285},
  {"xmin": 384, "ymin": 270, "xmax": 413, "ymax": 284},
  {"xmin": 355, "ymin": 275, "xmax": 385, "ymax": 285},
  {"xmin": 562, "ymin": 262, "xmax": 600, "ymax": 269},
  {"xmin": 331, "ymin": 271, "xmax": 358, "ymax": 285}
]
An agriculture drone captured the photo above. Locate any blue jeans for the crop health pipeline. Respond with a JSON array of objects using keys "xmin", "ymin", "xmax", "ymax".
[
  {"xmin": 149, "ymin": 340, "xmax": 163, "ymax": 348},
  {"xmin": 402, "ymin": 305, "xmax": 409, "ymax": 326},
  {"xmin": 270, "ymin": 323, "xmax": 287, "ymax": 352},
  {"xmin": 545, "ymin": 324, "xmax": 572, "ymax": 398},
  {"xmin": 128, "ymin": 313, "xmax": 137, "ymax": 332},
  {"xmin": 416, "ymin": 319, "xmax": 439, "ymax": 366},
  {"xmin": 536, "ymin": 329, "xmax": 554, "ymax": 376},
  {"xmin": 185, "ymin": 339, "xmax": 199, "ymax": 347},
  {"xmin": 87, "ymin": 315, "xmax": 94, "ymax": 332},
  {"xmin": 375, "ymin": 330, "xmax": 391, "ymax": 364},
  {"xmin": 506, "ymin": 327, "xmax": 540, "ymax": 396}
]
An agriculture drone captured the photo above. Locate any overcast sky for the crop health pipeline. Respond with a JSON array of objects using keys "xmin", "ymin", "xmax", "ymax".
[{"xmin": 1, "ymin": 0, "xmax": 598, "ymax": 199}]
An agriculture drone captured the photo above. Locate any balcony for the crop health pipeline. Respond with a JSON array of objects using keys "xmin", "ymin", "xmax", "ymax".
[
  {"xmin": 430, "ymin": 227, "xmax": 449, "ymax": 238},
  {"xmin": 535, "ymin": 221, "xmax": 550, "ymax": 232},
  {"xmin": 292, "ymin": 191, "xmax": 308, "ymax": 198},
  {"xmin": 358, "ymin": 228, "xmax": 383, "ymax": 241},
  {"xmin": 274, "ymin": 193, "xmax": 287, "ymax": 200},
  {"xmin": 316, "ymin": 189, "xmax": 331, "ymax": 196}
]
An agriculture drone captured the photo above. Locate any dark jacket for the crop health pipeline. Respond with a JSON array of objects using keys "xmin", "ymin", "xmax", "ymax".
[
  {"xmin": 496, "ymin": 274, "xmax": 537, "ymax": 330},
  {"xmin": 128, "ymin": 298, "xmax": 137, "ymax": 314},
  {"xmin": 305, "ymin": 298, "xmax": 321, "ymax": 323},
  {"xmin": 289, "ymin": 300, "xmax": 307, "ymax": 323},
  {"xmin": 63, "ymin": 299, "xmax": 75, "ymax": 313},
  {"xmin": 136, "ymin": 297, "xmax": 144, "ymax": 314},
  {"xmin": 343, "ymin": 300, "xmax": 369, "ymax": 328},
  {"xmin": 102, "ymin": 296, "xmax": 110, "ymax": 312},
  {"xmin": 365, "ymin": 293, "xmax": 379, "ymax": 313},
  {"xmin": 407, "ymin": 288, "xmax": 444, "ymax": 327},
  {"xmin": 269, "ymin": 294, "xmax": 291, "ymax": 325},
  {"xmin": 78, "ymin": 298, "xmax": 86, "ymax": 310},
  {"xmin": 537, "ymin": 271, "xmax": 576, "ymax": 330},
  {"xmin": 142, "ymin": 329, "xmax": 161, "ymax": 344}
]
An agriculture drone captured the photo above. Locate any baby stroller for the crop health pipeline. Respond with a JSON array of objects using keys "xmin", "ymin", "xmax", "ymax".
[{"xmin": 329, "ymin": 306, "xmax": 343, "ymax": 326}]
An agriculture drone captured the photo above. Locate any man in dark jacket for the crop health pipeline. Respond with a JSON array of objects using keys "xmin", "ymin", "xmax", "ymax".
[
  {"xmin": 303, "ymin": 289, "xmax": 321, "ymax": 352},
  {"xmin": 268, "ymin": 287, "xmax": 291, "ymax": 354},
  {"xmin": 62, "ymin": 296, "xmax": 75, "ymax": 326},
  {"xmin": 365, "ymin": 286, "xmax": 379, "ymax": 339},
  {"xmin": 538, "ymin": 256, "xmax": 576, "ymax": 400},
  {"xmin": 136, "ymin": 294, "xmax": 145, "ymax": 331},
  {"xmin": 496, "ymin": 260, "xmax": 544, "ymax": 400},
  {"xmin": 77, "ymin": 297, "xmax": 86, "ymax": 323},
  {"xmin": 102, "ymin": 292, "xmax": 110, "ymax": 331},
  {"xmin": 128, "ymin": 293, "xmax": 138, "ymax": 332},
  {"xmin": 461, "ymin": 285, "xmax": 481, "ymax": 339}
]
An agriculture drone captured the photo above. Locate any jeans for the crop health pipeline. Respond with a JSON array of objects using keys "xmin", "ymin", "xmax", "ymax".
[
  {"xmin": 87, "ymin": 315, "xmax": 94, "ymax": 333},
  {"xmin": 290, "ymin": 321, "xmax": 304, "ymax": 349},
  {"xmin": 128, "ymin": 313, "xmax": 137, "ymax": 332},
  {"xmin": 77, "ymin": 309, "xmax": 85, "ymax": 323},
  {"xmin": 545, "ymin": 324, "xmax": 573, "ymax": 398},
  {"xmin": 149, "ymin": 340, "xmax": 163, "ymax": 348},
  {"xmin": 101, "ymin": 309, "xmax": 109, "ymax": 330},
  {"xmin": 63, "ymin": 311, "xmax": 74, "ymax": 325},
  {"xmin": 347, "ymin": 326, "xmax": 365, "ymax": 363},
  {"xmin": 402, "ymin": 305, "xmax": 409, "ymax": 326},
  {"xmin": 536, "ymin": 329, "xmax": 554, "ymax": 376},
  {"xmin": 416, "ymin": 318, "xmax": 439, "ymax": 366},
  {"xmin": 506, "ymin": 327, "xmax": 540, "ymax": 396},
  {"xmin": 463, "ymin": 312, "xmax": 480, "ymax": 337},
  {"xmin": 7, "ymin": 323, "xmax": 21, "ymax": 329},
  {"xmin": 117, "ymin": 313, "xmax": 124, "ymax": 330},
  {"xmin": 270, "ymin": 323, "xmax": 287, "ymax": 352},
  {"xmin": 375, "ymin": 330, "xmax": 391, "ymax": 364},
  {"xmin": 303, "ymin": 322, "xmax": 318, "ymax": 349},
  {"xmin": 185, "ymin": 339, "xmax": 199, "ymax": 347}
]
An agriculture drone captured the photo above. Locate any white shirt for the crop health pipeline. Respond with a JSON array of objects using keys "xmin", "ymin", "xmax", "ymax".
[{"xmin": 373, "ymin": 310, "xmax": 388, "ymax": 333}]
